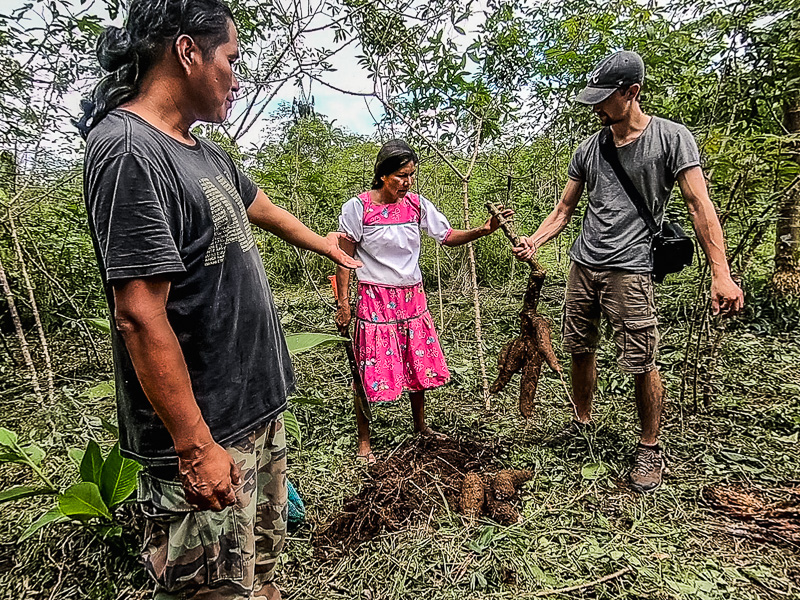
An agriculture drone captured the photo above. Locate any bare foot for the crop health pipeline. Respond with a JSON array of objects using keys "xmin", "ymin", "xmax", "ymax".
[
  {"xmin": 254, "ymin": 581, "xmax": 281, "ymax": 600},
  {"xmin": 356, "ymin": 451, "xmax": 377, "ymax": 465},
  {"xmin": 418, "ymin": 426, "xmax": 448, "ymax": 441}
]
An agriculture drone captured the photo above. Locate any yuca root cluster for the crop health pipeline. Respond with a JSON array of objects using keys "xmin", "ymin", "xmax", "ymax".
[
  {"xmin": 459, "ymin": 469, "xmax": 535, "ymax": 525},
  {"xmin": 490, "ymin": 269, "xmax": 561, "ymax": 418},
  {"xmin": 312, "ymin": 435, "xmax": 504, "ymax": 556}
]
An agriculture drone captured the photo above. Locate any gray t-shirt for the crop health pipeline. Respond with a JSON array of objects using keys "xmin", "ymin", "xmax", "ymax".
[
  {"xmin": 84, "ymin": 110, "xmax": 295, "ymax": 465},
  {"xmin": 567, "ymin": 116, "xmax": 701, "ymax": 272}
]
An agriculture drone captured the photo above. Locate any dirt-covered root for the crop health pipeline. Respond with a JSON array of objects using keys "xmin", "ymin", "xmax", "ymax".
[
  {"xmin": 532, "ymin": 315, "xmax": 561, "ymax": 373},
  {"xmin": 484, "ymin": 494, "xmax": 520, "ymax": 526},
  {"xmin": 518, "ymin": 353, "xmax": 543, "ymax": 418},
  {"xmin": 490, "ymin": 338, "xmax": 525, "ymax": 394},
  {"xmin": 455, "ymin": 467, "xmax": 535, "ymax": 526},
  {"xmin": 460, "ymin": 473, "xmax": 485, "ymax": 523},
  {"xmin": 490, "ymin": 266, "xmax": 560, "ymax": 418},
  {"xmin": 492, "ymin": 469, "xmax": 535, "ymax": 501},
  {"xmin": 522, "ymin": 269, "xmax": 546, "ymax": 312}
]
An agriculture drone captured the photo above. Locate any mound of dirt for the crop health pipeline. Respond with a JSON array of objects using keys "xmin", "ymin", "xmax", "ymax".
[{"xmin": 312, "ymin": 435, "xmax": 506, "ymax": 555}]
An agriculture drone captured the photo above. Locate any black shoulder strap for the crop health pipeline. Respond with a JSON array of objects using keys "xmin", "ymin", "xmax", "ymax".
[{"xmin": 597, "ymin": 127, "xmax": 659, "ymax": 235}]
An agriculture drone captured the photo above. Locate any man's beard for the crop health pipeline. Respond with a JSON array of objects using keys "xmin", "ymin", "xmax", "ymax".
[{"xmin": 597, "ymin": 112, "xmax": 623, "ymax": 126}]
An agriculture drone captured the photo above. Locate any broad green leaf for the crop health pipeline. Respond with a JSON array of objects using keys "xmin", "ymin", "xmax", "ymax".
[
  {"xmin": 20, "ymin": 444, "xmax": 45, "ymax": 466},
  {"xmin": 0, "ymin": 485, "xmax": 55, "ymax": 504},
  {"xmin": 0, "ymin": 449, "xmax": 41, "ymax": 465},
  {"xmin": 68, "ymin": 448, "xmax": 85, "ymax": 468},
  {"xmin": 82, "ymin": 380, "xmax": 115, "ymax": 400},
  {"xmin": 581, "ymin": 462, "xmax": 608, "ymax": 480},
  {"xmin": 0, "ymin": 428, "xmax": 19, "ymax": 450},
  {"xmin": 19, "ymin": 507, "xmax": 67, "ymax": 542},
  {"xmin": 0, "ymin": 429, "xmax": 44, "ymax": 466},
  {"xmin": 85, "ymin": 318, "xmax": 111, "ymax": 334},
  {"xmin": 58, "ymin": 482, "xmax": 112, "ymax": 521},
  {"xmin": 100, "ymin": 417, "xmax": 119, "ymax": 438},
  {"xmin": 99, "ymin": 443, "xmax": 142, "ymax": 508},
  {"xmin": 284, "ymin": 333, "xmax": 346, "ymax": 355},
  {"xmin": 79, "ymin": 440, "xmax": 103, "ymax": 485},
  {"xmin": 283, "ymin": 411, "xmax": 302, "ymax": 448}
]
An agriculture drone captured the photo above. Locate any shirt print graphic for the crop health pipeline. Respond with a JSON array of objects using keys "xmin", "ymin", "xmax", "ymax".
[{"xmin": 201, "ymin": 174, "xmax": 256, "ymax": 266}]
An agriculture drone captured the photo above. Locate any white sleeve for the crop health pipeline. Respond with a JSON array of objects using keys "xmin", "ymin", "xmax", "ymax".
[
  {"xmin": 338, "ymin": 197, "xmax": 364, "ymax": 242},
  {"xmin": 419, "ymin": 195, "xmax": 452, "ymax": 245}
]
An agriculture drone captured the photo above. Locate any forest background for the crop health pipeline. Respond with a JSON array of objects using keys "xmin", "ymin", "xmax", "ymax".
[{"xmin": 0, "ymin": 0, "xmax": 799, "ymax": 598}]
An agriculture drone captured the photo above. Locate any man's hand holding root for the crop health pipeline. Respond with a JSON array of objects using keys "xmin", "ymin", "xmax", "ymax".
[
  {"xmin": 711, "ymin": 274, "xmax": 744, "ymax": 317},
  {"xmin": 178, "ymin": 441, "xmax": 242, "ymax": 511},
  {"xmin": 513, "ymin": 236, "xmax": 537, "ymax": 262}
]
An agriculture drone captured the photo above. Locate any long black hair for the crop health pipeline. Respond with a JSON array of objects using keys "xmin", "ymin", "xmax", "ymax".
[
  {"xmin": 371, "ymin": 139, "xmax": 418, "ymax": 189},
  {"xmin": 75, "ymin": 0, "xmax": 234, "ymax": 139}
]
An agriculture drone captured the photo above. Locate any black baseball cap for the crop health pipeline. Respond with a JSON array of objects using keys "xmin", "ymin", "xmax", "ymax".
[{"xmin": 576, "ymin": 51, "xmax": 645, "ymax": 105}]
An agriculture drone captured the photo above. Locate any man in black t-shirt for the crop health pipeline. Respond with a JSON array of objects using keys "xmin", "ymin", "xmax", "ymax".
[{"xmin": 81, "ymin": 2, "xmax": 359, "ymax": 598}]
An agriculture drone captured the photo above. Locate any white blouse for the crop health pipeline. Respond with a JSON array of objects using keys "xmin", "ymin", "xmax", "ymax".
[{"xmin": 338, "ymin": 192, "xmax": 452, "ymax": 287}]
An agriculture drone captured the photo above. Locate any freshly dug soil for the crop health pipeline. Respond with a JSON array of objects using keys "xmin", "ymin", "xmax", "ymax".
[{"xmin": 312, "ymin": 434, "xmax": 505, "ymax": 556}]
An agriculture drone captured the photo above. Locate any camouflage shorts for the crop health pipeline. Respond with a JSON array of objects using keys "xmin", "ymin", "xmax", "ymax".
[{"xmin": 138, "ymin": 417, "xmax": 287, "ymax": 600}]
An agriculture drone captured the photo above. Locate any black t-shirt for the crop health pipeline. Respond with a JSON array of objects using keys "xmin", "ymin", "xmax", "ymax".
[{"xmin": 84, "ymin": 110, "xmax": 295, "ymax": 465}]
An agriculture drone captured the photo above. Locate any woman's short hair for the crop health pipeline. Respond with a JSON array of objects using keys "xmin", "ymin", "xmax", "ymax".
[
  {"xmin": 76, "ymin": 0, "xmax": 233, "ymax": 138},
  {"xmin": 371, "ymin": 139, "xmax": 418, "ymax": 189}
]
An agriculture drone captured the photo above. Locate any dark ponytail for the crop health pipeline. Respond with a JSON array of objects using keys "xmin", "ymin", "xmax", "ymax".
[{"xmin": 75, "ymin": 0, "xmax": 234, "ymax": 139}]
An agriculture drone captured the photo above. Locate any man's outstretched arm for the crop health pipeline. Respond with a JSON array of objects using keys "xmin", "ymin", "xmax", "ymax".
[
  {"xmin": 247, "ymin": 190, "xmax": 361, "ymax": 270},
  {"xmin": 678, "ymin": 166, "xmax": 744, "ymax": 316},
  {"xmin": 514, "ymin": 178, "xmax": 584, "ymax": 261}
]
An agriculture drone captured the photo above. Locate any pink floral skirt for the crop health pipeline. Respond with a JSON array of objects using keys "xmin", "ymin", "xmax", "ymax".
[{"xmin": 354, "ymin": 282, "xmax": 450, "ymax": 402}]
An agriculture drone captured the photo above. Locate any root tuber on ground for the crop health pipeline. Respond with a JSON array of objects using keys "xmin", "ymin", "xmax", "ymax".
[
  {"xmin": 460, "ymin": 473, "xmax": 485, "ymax": 522},
  {"xmin": 492, "ymin": 469, "xmax": 535, "ymax": 501}
]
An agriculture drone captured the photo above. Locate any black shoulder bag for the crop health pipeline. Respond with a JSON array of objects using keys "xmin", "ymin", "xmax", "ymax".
[{"xmin": 598, "ymin": 126, "xmax": 693, "ymax": 283}]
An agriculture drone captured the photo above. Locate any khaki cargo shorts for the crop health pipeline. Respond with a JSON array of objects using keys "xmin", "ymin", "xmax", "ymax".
[
  {"xmin": 562, "ymin": 261, "xmax": 659, "ymax": 374},
  {"xmin": 138, "ymin": 417, "xmax": 287, "ymax": 600}
]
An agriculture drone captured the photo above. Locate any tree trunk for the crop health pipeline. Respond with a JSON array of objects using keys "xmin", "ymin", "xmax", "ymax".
[
  {"xmin": 8, "ymin": 210, "xmax": 54, "ymax": 402},
  {"xmin": 0, "ymin": 253, "xmax": 43, "ymax": 401},
  {"xmin": 462, "ymin": 178, "xmax": 490, "ymax": 407},
  {"xmin": 771, "ymin": 95, "xmax": 800, "ymax": 297},
  {"xmin": 0, "ymin": 151, "xmax": 16, "ymax": 194}
]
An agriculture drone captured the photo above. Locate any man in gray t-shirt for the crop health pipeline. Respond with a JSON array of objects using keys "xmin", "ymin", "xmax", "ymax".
[{"xmin": 515, "ymin": 51, "xmax": 743, "ymax": 493}]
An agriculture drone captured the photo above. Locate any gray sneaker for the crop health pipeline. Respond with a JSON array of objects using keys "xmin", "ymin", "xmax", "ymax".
[{"xmin": 630, "ymin": 443, "xmax": 665, "ymax": 493}]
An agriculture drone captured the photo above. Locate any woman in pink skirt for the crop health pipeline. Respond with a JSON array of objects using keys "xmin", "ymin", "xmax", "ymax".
[{"xmin": 334, "ymin": 140, "xmax": 511, "ymax": 463}]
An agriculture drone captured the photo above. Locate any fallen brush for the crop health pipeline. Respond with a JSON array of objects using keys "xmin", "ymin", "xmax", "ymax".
[{"xmin": 703, "ymin": 483, "xmax": 800, "ymax": 547}]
